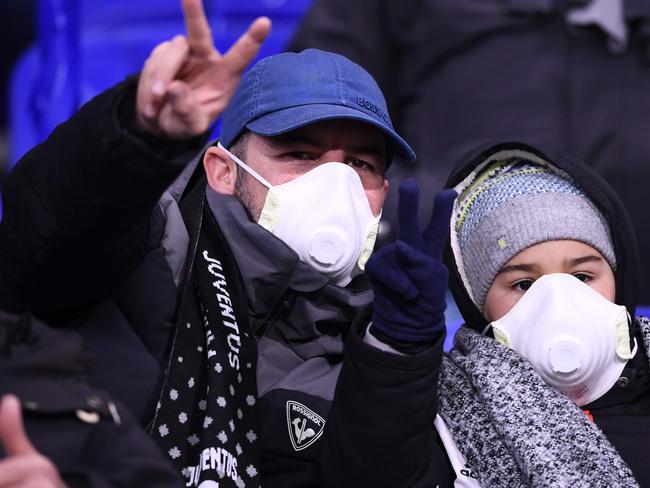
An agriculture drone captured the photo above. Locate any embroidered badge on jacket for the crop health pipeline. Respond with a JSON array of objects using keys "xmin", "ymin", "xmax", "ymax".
[{"xmin": 286, "ymin": 401, "xmax": 325, "ymax": 451}]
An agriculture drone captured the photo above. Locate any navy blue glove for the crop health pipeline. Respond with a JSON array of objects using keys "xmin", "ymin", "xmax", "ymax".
[{"xmin": 367, "ymin": 180, "xmax": 456, "ymax": 344}]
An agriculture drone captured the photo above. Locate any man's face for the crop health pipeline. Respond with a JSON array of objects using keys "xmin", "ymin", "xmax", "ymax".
[
  {"xmin": 230, "ymin": 119, "xmax": 389, "ymax": 221},
  {"xmin": 483, "ymin": 240, "xmax": 616, "ymax": 322}
]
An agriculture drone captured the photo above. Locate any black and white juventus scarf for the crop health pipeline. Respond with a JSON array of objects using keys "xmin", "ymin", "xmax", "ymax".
[{"xmin": 150, "ymin": 187, "xmax": 260, "ymax": 487}]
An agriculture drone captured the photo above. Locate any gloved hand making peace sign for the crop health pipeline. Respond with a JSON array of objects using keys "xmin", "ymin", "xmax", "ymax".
[{"xmin": 367, "ymin": 180, "xmax": 457, "ymax": 349}]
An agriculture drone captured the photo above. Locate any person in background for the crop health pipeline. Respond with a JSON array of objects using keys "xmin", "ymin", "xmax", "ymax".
[{"xmin": 0, "ymin": 311, "xmax": 182, "ymax": 487}]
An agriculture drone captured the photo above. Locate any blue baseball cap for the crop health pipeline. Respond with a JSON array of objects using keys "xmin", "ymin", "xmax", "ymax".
[{"xmin": 219, "ymin": 49, "xmax": 415, "ymax": 164}]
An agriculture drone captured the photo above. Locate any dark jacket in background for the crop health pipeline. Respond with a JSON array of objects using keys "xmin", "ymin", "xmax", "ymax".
[
  {"xmin": 290, "ymin": 0, "xmax": 650, "ymax": 302},
  {"xmin": 0, "ymin": 310, "xmax": 182, "ymax": 488}
]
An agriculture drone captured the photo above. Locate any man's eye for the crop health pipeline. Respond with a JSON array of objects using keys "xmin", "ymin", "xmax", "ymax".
[
  {"xmin": 346, "ymin": 159, "xmax": 374, "ymax": 171},
  {"xmin": 513, "ymin": 279, "xmax": 534, "ymax": 292},
  {"xmin": 573, "ymin": 273, "xmax": 591, "ymax": 283},
  {"xmin": 287, "ymin": 152, "xmax": 314, "ymax": 160}
]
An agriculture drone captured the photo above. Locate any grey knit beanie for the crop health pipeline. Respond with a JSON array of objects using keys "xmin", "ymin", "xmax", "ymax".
[{"xmin": 453, "ymin": 160, "xmax": 616, "ymax": 312}]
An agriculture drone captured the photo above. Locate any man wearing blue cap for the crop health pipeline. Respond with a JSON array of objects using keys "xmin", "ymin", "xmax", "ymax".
[{"xmin": 0, "ymin": 0, "xmax": 446, "ymax": 486}]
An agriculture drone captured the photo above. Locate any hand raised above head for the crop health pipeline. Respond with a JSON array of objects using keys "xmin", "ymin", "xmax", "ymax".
[
  {"xmin": 367, "ymin": 180, "xmax": 457, "ymax": 345},
  {"xmin": 137, "ymin": 0, "xmax": 272, "ymax": 140}
]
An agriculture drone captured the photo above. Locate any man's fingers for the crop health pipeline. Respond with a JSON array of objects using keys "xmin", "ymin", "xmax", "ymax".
[
  {"xmin": 0, "ymin": 455, "xmax": 59, "ymax": 486},
  {"xmin": 0, "ymin": 396, "xmax": 66, "ymax": 487},
  {"xmin": 0, "ymin": 395, "xmax": 37, "ymax": 457},
  {"xmin": 222, "ymin": 17, "xmax": 272, "ymax": 76},
  {"xmin": 149, "ymin": 36, "xmax": 190, "ymax": 98},
  {"xmin": 138, "ymin": 35, "xmax": 191, "ymax": 123},
  {"xmin": 138, "ymin": 39, "xmax": 173, "ymax": 122},
  {"xmin": 167, "ymin": 80, "xmax": 197, "ymax": 116},
  {"xmin": 397, "ymin": 179, "xmax": 422, "ymax": 248},
  {"xmin": 183, "ymin": 0, "xmax": 215, "ymax": 57},
  {"xmin": 423, "ymin": 189, "xmax": 457, "ymax": 261}
]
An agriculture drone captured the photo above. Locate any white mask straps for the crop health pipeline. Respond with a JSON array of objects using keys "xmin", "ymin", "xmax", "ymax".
[{"xmin": 217, "ymin": 141, "xmax": 272, "ymax": 189}]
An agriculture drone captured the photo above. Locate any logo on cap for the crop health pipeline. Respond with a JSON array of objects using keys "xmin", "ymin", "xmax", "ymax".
[{"xmin": 356, "ymin": 96, "xmax": 391, "ymax": 124}]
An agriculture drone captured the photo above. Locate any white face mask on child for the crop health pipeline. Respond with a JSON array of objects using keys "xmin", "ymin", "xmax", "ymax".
[
  {"xmin": 217, "ymin": 142, "xmax": 381, "ymax": 287},
  {"xmin": 486, "ymin": 273, "xmax": 636, "ymax": 406}
]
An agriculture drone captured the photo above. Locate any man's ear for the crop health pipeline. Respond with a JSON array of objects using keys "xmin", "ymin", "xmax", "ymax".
[{"xmin": 203, "ymin": 145, "xmax": 238, "ymax": 195}]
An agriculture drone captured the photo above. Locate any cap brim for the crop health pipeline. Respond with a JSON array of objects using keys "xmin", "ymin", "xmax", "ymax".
[{"xmin": 246, "ymin": 104, "xmax": 416, "ymax": 163}]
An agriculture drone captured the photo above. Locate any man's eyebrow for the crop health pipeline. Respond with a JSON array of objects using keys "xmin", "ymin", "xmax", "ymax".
[
  {"xmin": 496, "ymin": 263, "xmax": 536, "ymax": 275},
  {"xmin": 566, "ymin": 255, "xmax": 604, "ymax": 267},
  {"xmin": 351, "ymin": 144, "xmax": 385, "ymax": 158}
]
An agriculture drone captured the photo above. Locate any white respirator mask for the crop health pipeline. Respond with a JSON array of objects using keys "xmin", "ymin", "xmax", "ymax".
[
  {"xmin": 217, "ymin": 142, "xmax": 381, "ymax": 287},
  {"xmin": 485, "ymin": 273, "xmax": 637, "ymax": 406}
]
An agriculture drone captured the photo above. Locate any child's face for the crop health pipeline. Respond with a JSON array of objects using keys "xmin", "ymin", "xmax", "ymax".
[{"xmin": 483, "ymin": 240, "xmax": 615, "ymax": 322}]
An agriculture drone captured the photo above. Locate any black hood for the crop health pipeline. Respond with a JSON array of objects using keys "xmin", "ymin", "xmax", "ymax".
[{"xmin": 443, "ymin": 141, "xmax": 640, "ymax": 328}]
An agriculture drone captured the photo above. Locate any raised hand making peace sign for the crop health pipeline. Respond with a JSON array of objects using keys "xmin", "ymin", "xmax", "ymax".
[
  {"xmin": 367, "ymin": 180, "xmax": 457, "ymax": 346},
  {"xmin": 136, "ymin": 0, "xmax": 271, "ymax": 139}
]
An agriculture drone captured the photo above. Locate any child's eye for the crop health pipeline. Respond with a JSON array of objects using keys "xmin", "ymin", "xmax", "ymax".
[
  {"xmin": 513, "ymin": 279, "xmax": 534, "ymax": 292},
  {"xmin": 573, "ymin": 273, "xmax": 591, "ymax": 283}
]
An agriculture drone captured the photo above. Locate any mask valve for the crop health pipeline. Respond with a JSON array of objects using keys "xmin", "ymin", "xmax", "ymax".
[{"xmin": 548, "ymin": 337, "xmax": 583, "ymax": 374}]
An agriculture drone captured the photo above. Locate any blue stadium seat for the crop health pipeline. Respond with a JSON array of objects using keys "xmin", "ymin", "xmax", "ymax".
[{"xmin": 9, "ymin": 0, "xmax": 313, "ymax": 166}]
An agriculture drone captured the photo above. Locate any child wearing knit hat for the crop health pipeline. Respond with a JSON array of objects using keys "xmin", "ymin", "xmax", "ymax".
[
  {"xmin": 452, "ymin": 160, "xmax": 617, "ymax": 317},
  {"xmin": 357, "ymin": 141, "xmax": 650, "ymax": 488},
  {"xmin": 431, "ymin": 142, "xmax": 649, "ymax": 487},
  {"xmin": 322, "ymin": 140, "xmax": 650, "ymax": 487}
]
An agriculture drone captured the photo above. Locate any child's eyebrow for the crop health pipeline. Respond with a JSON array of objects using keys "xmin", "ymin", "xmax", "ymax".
[
  {"xmin": 496, "ymin": 263, "xmax": 536, "ymax": 275},
  {"xmin": 565, "ymin": 255, "xmax": 603, "ymax": 266}
]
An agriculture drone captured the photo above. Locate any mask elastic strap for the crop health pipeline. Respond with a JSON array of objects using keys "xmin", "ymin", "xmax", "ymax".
[
  {"xmin": 481, "ymin": 322, "xmax": 493, "ymax": 336},
  {"xmin": 621, "ymin": 310, "xmax": 639, "ymax": 359},
  {"xmin": 217, "ymin": 141, "xmax": 273, "ymax": 189}
]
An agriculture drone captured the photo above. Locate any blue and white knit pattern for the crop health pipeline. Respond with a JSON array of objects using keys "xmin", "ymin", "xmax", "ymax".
[
  {"xmin": 456, "ymin": 165, "xmax": 586, "ymax": 250},
  {"xmin": 453, "ymin": 159, "xmax": 616, "ymax": 309}
]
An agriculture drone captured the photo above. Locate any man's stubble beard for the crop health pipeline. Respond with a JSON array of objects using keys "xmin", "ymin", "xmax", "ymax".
[{"xmin": 234, "ymin": 170, "xmax": 262, "ymax": 222}]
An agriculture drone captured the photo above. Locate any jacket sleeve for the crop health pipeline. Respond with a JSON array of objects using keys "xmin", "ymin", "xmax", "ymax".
[
  {"xmin": 0, "ymin": 77, "xmax": 208, "ymax": 322},
  {"xmin": 61, "ymin": 403, "xmax": 183, "ymax": 488},
  {"xmin": 25, "ymin": 403, "xmax": 184, "ymax": 488},
  {"xmin": 320, "ymin": 310, "xmax": 453, "ymax": 487}
]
